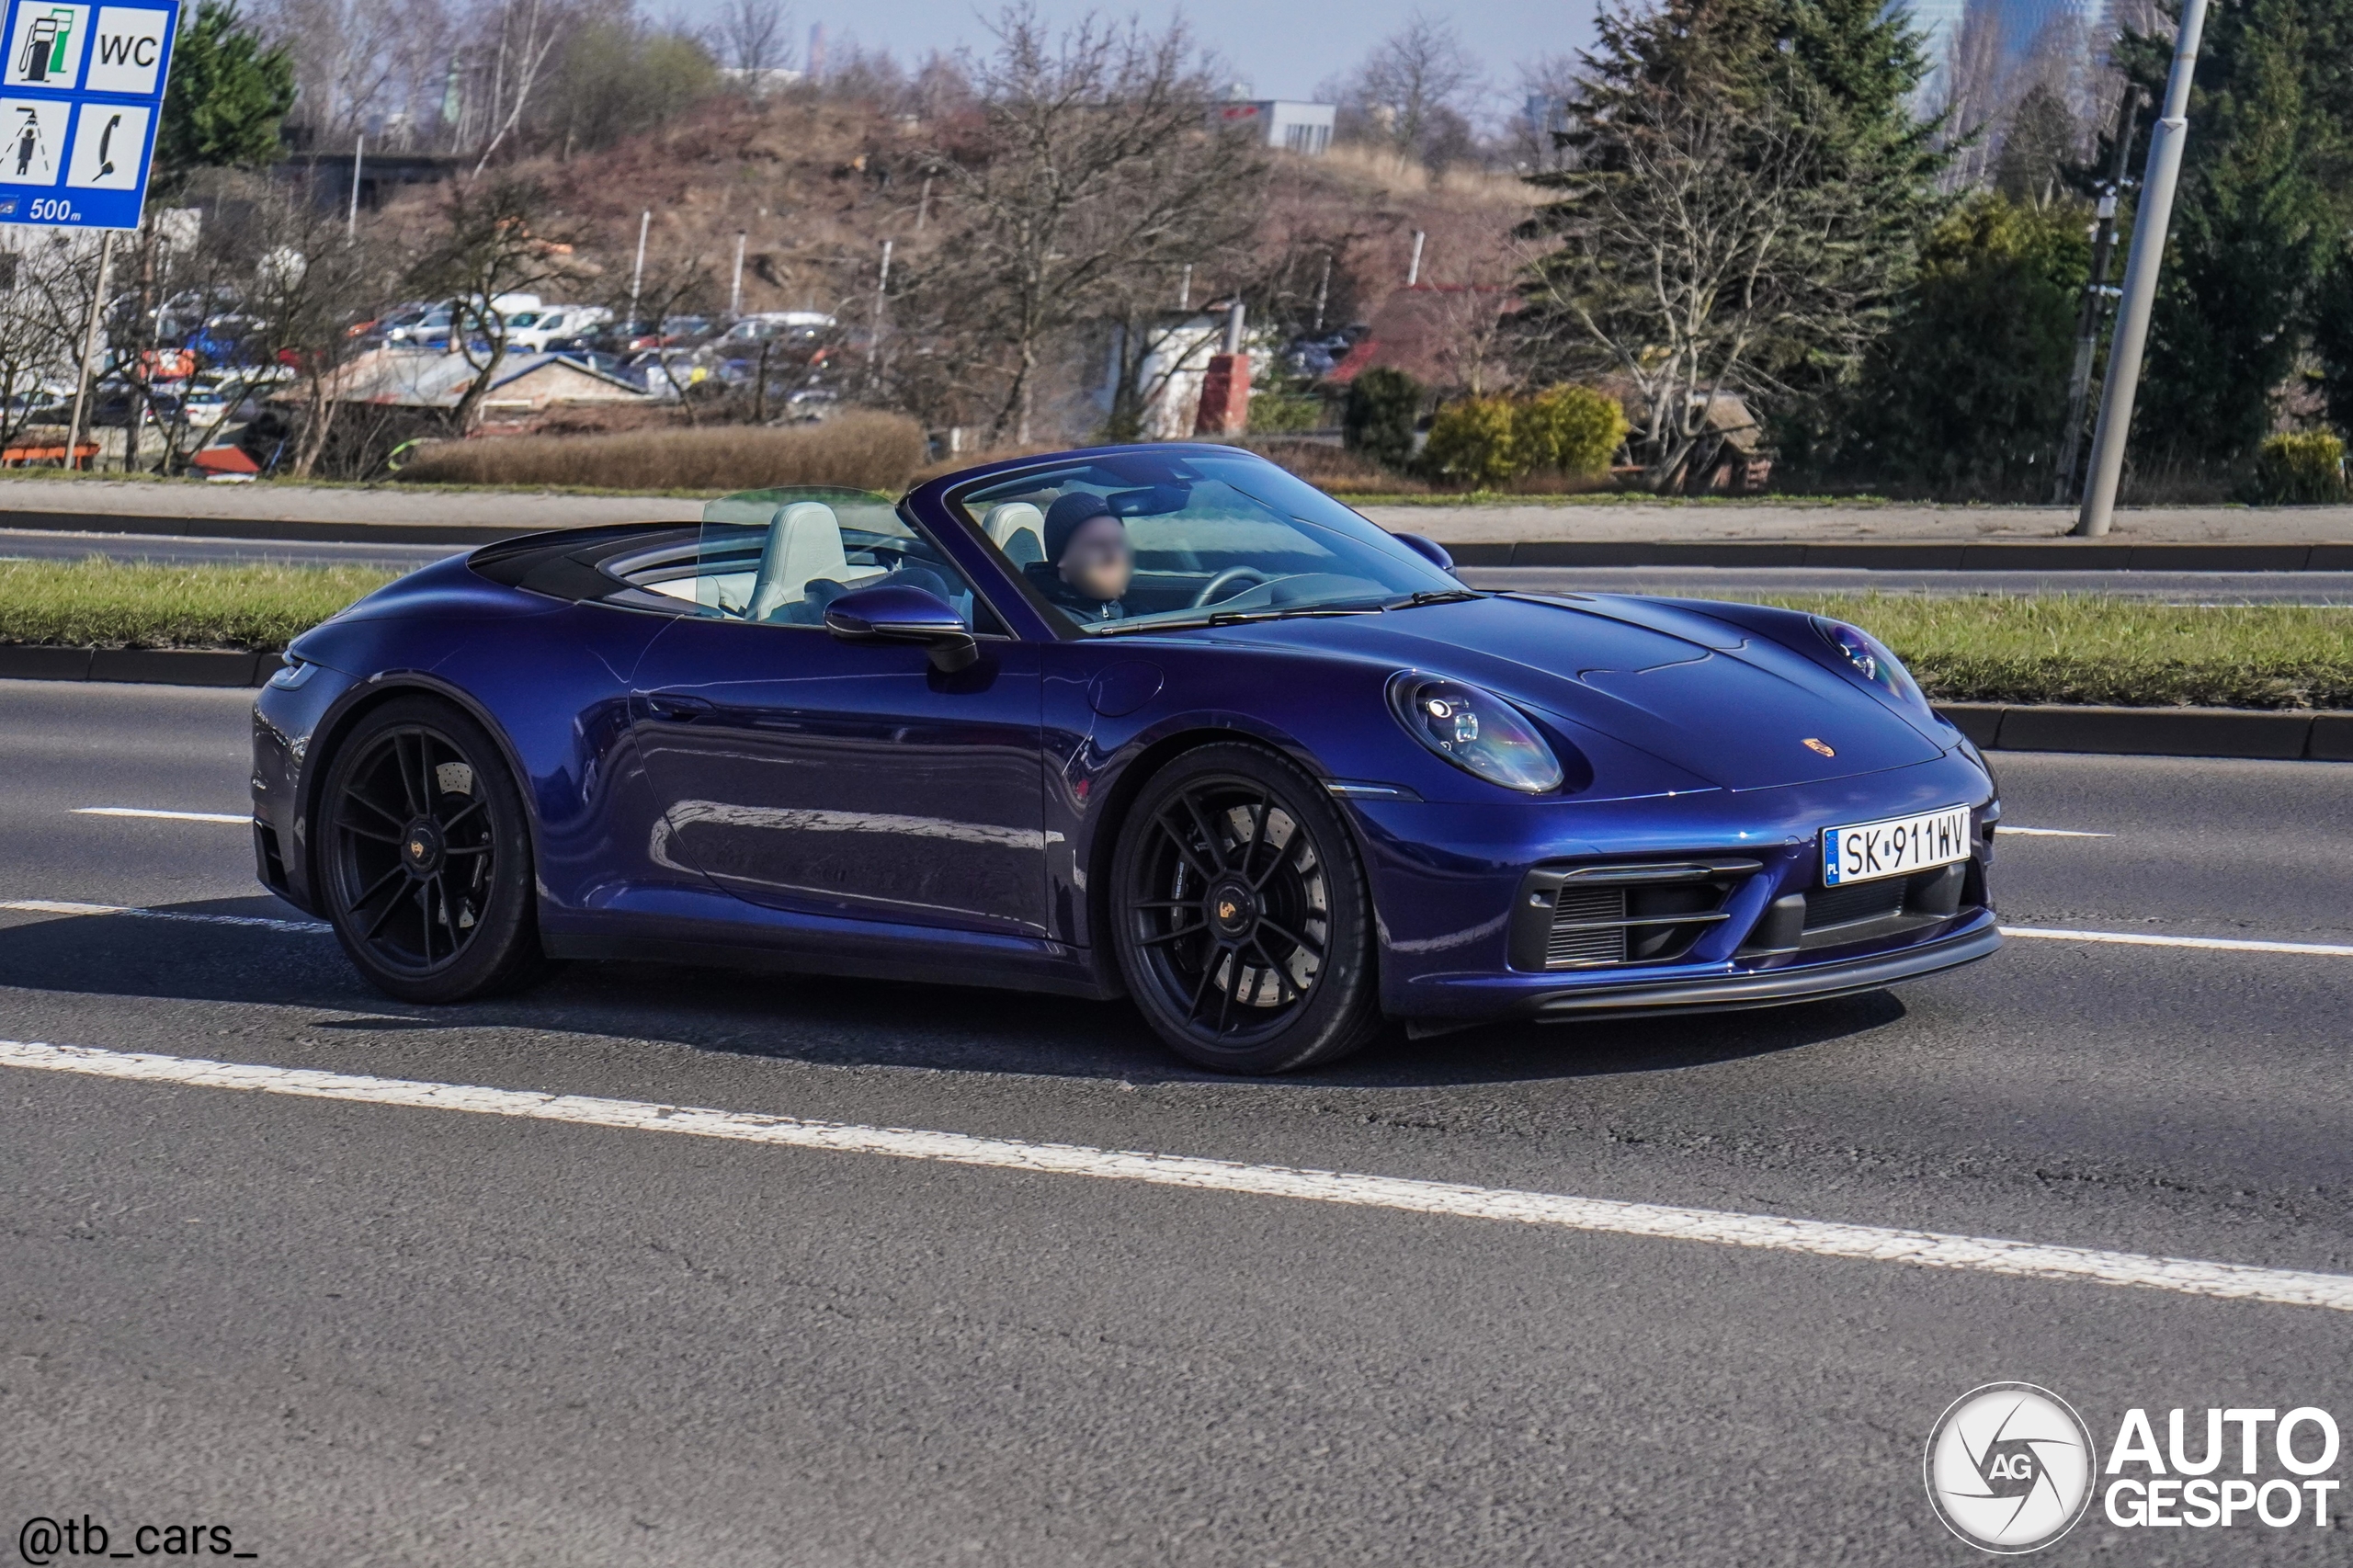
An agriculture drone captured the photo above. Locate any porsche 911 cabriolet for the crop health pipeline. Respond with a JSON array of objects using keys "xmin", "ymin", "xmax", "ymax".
[{"xmin": 251, "ymin": 442, "xmax": 2000, "ymax": 1072}]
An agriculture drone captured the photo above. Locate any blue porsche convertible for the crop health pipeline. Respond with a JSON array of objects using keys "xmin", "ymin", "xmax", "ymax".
[{"xmin": 250, "ymin": 442, "xmax": 2001, "ymax": 1072}]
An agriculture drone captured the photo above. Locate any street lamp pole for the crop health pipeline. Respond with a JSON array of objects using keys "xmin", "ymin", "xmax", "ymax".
[
  {"xmin": 2075, "ymin": 0, "xmax": 2211, "ymax": 537},
  {"xmin": 2052, "ymin": 85, "xmax": 2141, "ymax": 505}
]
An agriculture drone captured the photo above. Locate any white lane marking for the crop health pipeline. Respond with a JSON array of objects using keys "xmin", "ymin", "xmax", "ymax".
[
  {"xmin": 1996, "ymin": 826, "xmax": 2111, "ymax": 838},
  {"xmin": 74, "ymin": 806, "xmax": 253, "ymax": 824},
  {"xmin": 2, "ymin": 1038, "xmax": 2349, "ymax": 1313},
  {"xmin": 2001, "ymin": 926, "xmax": 2353, "ymax": 957},
  {"xmin": 0, "ymin": 899, "xmax": 329, "ymax": 934}
]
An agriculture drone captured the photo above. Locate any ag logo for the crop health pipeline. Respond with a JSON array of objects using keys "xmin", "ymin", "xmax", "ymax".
[{"xmin": 1924, "ymin": 1382, "xmax": 2095, "ymax": 1553}]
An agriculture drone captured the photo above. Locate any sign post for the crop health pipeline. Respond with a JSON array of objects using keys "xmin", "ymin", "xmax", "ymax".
[{"xmin": 1, "ymin": 0, "xmax": 178, "ymax": 467}]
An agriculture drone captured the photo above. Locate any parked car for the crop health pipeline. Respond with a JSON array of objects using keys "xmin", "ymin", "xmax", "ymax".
[
  {"xmin": 505, "ymin": 305, "xmax": 613, "ymax": 354},
  {"xmin": 252, "ymin": 443, "xmax": 2002, "ymax": 1074}
]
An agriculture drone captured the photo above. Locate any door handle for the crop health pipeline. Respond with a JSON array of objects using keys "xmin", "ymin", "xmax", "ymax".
[{"xmin": 642, "ymin": 691, "xmax": 716, "ymax": 722}]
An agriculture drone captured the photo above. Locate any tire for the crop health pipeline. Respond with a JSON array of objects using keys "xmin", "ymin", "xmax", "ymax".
[
  {"xmin": 314, "ymin": 695, "xmax": 547, "ymax": 1005},
  {"xmin": 1110, "ymin": 743, "xmax": 1385, "ymax": 1074}
]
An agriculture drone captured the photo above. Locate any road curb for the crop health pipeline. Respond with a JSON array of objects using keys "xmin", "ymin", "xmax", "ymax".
[
  {"xmin": 1936, "ymin": 703, "xmax": 2353, "ymax": 761},
  {"xmin": 0, "ymin": 645, "xmax": 282, "ymax": 687}
]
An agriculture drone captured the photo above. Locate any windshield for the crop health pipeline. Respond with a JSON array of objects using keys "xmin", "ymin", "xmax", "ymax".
[{"xmin": 951, "ymin": 449, "xmax": 1463, "ymax": 634}]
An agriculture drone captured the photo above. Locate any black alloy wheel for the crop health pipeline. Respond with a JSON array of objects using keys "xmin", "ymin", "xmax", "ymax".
[
  {"xmin": 1111, "ymin": 744, "xmax": 1384, "ymax": 1074},
  {"xmin": 318, "ymin": 697, "xmax": 545, "ymax": 1004}
]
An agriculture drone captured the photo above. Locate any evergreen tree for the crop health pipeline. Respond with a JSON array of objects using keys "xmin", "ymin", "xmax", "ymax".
[
  {"xmin": 1838, "ymin": 194, "xmax": 2089, "ymax": 495},
  {"xmin": 155, "ymin": 2, "xmax": 296, "ymax": 176},
  {"xmin": 1516, "ymin": 0, "xmax": 1948, "ymax": 486},
  {"xmin": 2112, "ymin": 0, "xmax": 2353, "ymax": 468}
]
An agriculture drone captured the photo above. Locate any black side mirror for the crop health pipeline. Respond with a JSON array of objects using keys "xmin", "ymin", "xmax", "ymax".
[
  {"xmin": 1394, "ymin": 532, "xmax": 1456, "ymax": 574},
  {"xmin": 823, "ymin": 584, "xmax": 980, "ymax": 673}
]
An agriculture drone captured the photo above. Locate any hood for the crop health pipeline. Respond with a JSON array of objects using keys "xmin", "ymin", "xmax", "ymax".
[{"xmin": 1199, "ymin": 593, "xmax": 1946, "ymax": 791}]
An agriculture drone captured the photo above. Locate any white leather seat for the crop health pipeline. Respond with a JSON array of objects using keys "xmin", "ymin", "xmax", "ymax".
[
  {"xmin": 746, "ymin": 501, "xmax": 850, "ymax": 621},
  {"xmin": 982, "ymin": 502, "xmax": 1046, "ymax": 567}
]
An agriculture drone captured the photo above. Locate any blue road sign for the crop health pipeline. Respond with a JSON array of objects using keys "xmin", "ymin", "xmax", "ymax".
[{"xmin": 0, "ymin": 0, "xmax": 176, "ymax": 231}]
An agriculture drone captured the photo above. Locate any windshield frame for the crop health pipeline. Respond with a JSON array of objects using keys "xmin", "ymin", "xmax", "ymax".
[{"xmin": 930, "ymin": 444, "xmax": 1465, "ymax": 640}]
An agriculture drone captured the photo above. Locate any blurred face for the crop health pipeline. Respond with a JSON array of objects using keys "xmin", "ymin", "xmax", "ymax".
[{"xmin": 1058, "ymin": 515, "xmax": 1132, "ymax": 602}]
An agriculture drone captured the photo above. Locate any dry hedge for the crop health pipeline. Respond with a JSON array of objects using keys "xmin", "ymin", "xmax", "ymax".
[{"xmin": 396, "ymin": 411, "xmax": 927, "ymax": 494}]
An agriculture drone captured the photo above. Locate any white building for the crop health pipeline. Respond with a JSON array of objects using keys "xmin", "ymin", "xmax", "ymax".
[{"xmin": 1211, "ymin": 100, "xmax": 1336, "ymax": 156}]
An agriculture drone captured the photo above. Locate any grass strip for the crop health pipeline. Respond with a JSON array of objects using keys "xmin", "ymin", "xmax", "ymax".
[
  {"xmin": 0, "ymin": 561, "xmax": 2346, "ymax": 710},
  {"xmin": 0, "ymin": 558, "xmax": 398, "ymax": 652},
  {"xmin": 1754, "ymin": 593, "xmax": 2353, "ymax": 710}
]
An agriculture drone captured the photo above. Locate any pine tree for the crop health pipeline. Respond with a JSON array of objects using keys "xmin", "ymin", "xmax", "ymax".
[
  {"xmin": 155, "ymin": 2, "xmax": 296, "ymax": 176},
  {"xmin": 2113, "ymin": 0, "xmax": 2353, "ymax": 468},
  {"xmin": 1516, "ymin": 0, "xmax": 1949, "ymax": 487}
]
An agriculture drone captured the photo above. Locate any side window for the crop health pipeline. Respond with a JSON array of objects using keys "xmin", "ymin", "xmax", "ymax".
[{"xmin": 630, "ymin": 487, "xmax": 1004, "ymax": 634}]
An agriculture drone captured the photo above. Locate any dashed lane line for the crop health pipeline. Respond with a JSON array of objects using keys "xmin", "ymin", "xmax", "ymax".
[
  {"xmin": 0, "ymin": 899, "xmax": 329, "ymax": 934},
  {"xmin": 2000, "ymin": 926, "xmax": 2353, "ymax": 957},
  {"xmin": 74, "ymin": 807, "xmax": 252, "ymax": 824},
  {"xmin": 1, "ymin": 1037, "xmax": 2350, "ymax": 1313}
]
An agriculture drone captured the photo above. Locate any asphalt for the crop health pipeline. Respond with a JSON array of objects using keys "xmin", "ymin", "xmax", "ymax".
[{"xmin": 3, "ymin": 680, "xmax": 2350, "ymax": 1565}]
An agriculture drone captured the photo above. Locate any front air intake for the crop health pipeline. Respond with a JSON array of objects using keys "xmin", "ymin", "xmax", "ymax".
[{"xmin": 1511, "ymin": 858, "xmax": 1761, "ymax": 972}]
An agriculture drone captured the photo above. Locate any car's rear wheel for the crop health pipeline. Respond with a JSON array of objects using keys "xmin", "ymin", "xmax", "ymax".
[
  {"xmin": 1111, "ymin": 744, "xmax": 1384, "ymax": 1074},
  {"xmin": 316, "ymin": 696, "xmax": 545, "ymax": 1004}
]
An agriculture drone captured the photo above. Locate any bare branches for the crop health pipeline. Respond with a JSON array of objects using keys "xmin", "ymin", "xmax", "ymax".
[
  {"xmin": 403, "ymin": 177, "xmax": 586, "ymax": 430},
  {"xmin": 915, "ymin": 6, "xmax": 1268, "ymax": 443}
]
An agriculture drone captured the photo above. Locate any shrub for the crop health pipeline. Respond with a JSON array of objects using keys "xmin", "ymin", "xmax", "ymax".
[
  {"xmin": 2253, "ymin": 430, "xmax": 2347, "ymax": 504},
  {"xmin": 1249, "ymin": 390, "xmax": 1325, "ymax": 434},
  {"xmin": 395, "ymin": 410, "xmax": 927, "ymax": 494},
  {"xmin": 1342, "ymin": 368, "xmax": 1424, "ymax": 470},
  {"xmin": 1418, "ymin": 396, "xmax": 1521, "ymax": 487},
  {"xmin": 1515, "ymin": 383, "xmax": 1628, "ymax": 476}
]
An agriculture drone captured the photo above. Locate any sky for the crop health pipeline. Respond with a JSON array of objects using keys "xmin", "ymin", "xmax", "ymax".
[{"xmin": 680, "ymin": 0, "xmax": 1601, "ymax": 112}]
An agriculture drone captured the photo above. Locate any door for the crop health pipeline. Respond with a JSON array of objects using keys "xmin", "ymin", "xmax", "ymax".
[{"xmin": 626, "ymin": 494, "xmax": 1047, "ymax": 937}]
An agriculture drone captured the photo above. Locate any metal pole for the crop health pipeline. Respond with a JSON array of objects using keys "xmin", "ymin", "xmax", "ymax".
[
  {"xmin": 346, "ymin": 132, "xmax": 364, "ymax": 244},
  {"xmin": 1313, "ymin": 252, "xmax": 1331, "ymax": 333},
  {"xmin": 63, "ymin": 230, "xmax": 116, "ymax": 472},
  {"xmin": 870, "ymin": 237, "xmax": 892, "ymax": 391},
  {"xmin": 1177, "ymin": 262, "xmax": 1191, "ymax": 312},
  {"xmin": 730, "ymin": 230, "xmax": 746, "ymax": 316},
  {"xmin": 628, "ymin": 209, "xmax": 650, "ymax": 335},
  {"xmin": 2075, "ymin": 0, "xmax": 2209, "ymax": 537},
  {"xmin": 2052, "ymin": 85, "xmax": 2141, "ymax": 505},
  {"xmin": 1407, "ymin": 230, "xmax": 1426, "ymax": 287},
  {"xmin": 1222, "ymin": 299, "xmax": 1245, "ymax": 356}
]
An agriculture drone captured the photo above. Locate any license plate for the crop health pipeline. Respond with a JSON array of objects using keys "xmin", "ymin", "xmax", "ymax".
[{"xmin": 1822, "ymin": 805, "xmax": 1971, "ymax": 887}]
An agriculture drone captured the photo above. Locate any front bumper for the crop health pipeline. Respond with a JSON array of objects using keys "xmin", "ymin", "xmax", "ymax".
[{"xmin": 1517, "ymin": 915, "xmax": 2000, "ymax": 1023}]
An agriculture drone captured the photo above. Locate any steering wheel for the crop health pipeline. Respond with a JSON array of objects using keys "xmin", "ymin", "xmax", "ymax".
[{"xmin": 1192, "ymin": 566, "xmax": 1272, "ymax": 608}]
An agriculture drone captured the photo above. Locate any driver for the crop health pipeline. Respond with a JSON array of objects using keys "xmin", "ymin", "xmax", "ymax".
[{"xmin": 1037, "ymin": 492, "xmax": 1131, "ymax": 622}]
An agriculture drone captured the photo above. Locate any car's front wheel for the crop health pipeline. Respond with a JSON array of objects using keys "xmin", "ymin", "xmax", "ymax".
[
  {"xmin": 1111, "ymin": 744, "xmax": 1384, "ymax": 1073},
  {"xmin": 316, "ymin": 696, "xmax": 546, "ymax": 1005}
]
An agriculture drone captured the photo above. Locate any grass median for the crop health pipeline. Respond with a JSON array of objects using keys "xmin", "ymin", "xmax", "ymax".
[{"xmin": 1, "ymin": 558, "xmax": 2347, "ymax": 710}]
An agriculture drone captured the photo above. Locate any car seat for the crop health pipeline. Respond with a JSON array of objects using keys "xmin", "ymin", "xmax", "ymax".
[
  {"xmin": 981, "ymin": 502, "xmax": 1047, "ymax": 567},
  {"xmin": 746, "ymin": 501, "xmax": 851, "ymax": 621}
]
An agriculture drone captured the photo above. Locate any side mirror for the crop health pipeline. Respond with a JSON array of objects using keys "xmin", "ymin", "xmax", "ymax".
[
  {"xmin": 1394, "ymin": 532, "xmax": 1456, "ymax": 575},
  {"xmin": 823, "ymin": 583, "xmax": 980, "ymax": 673}
]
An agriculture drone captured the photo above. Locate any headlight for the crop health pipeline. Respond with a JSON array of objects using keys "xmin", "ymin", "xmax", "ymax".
[
  {"xmin": 266, "ymin": 657, "xmax": 317, "ymax": 690},
  {"xmin": 1813, "ymin": 618, "xmax": 1924, "ymax": 707},
  {"xmin": 1387, "ymin": 673, "xmax": 1563, "ymax": 793}
]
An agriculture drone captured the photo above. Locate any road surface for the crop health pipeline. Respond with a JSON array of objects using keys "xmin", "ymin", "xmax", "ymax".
[{"xmin": 2, "ymin": 681, "xmax": 2348, "ymax": 1564}]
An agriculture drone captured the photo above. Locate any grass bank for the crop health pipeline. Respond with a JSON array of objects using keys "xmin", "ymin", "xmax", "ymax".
[
  {"xmin": 0, "ymin": 559, "xmax": 398, "ymax": 651},
  {"xmin": 1757, "ymin": 593, "xmax": 2353, "ymax": 710},
  {"xmin": 0, "ymin": 560, "xmax": 2346, "ymax": 710}
]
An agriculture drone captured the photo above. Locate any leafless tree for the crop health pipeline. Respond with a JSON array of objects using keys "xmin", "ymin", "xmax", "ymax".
[
  {"xmin": 404, "ymin": 176, "xmax": 587, "ymax": 430},
  {"xmin": 1333, "ymin": 12, "xmax": 1483, "ymax": 172},
  {"xmin": 915, "ymin": 6, "xmax": 1269, "ymax": 443},
  {"xmin": 1930, "ymin": 0, "xmax": 2006, "ymax": 189},
  {"xmin": 466, "ymin": 0, "xmax": 566, "ymax": 176},
  {"xmin": 710, "ymin": 0, "xmax": 791, "ymax": 94},
  {"xmin": 242, "ymin": 194, "xmax": 400, "ymax": 475},
  {"xmin": 0, "ymin": 236, "xmax": 92, "ymax": 453},
  {"xmin": 1519, "ymin": 85, "xmax": 1896, "ymax": 490}
]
